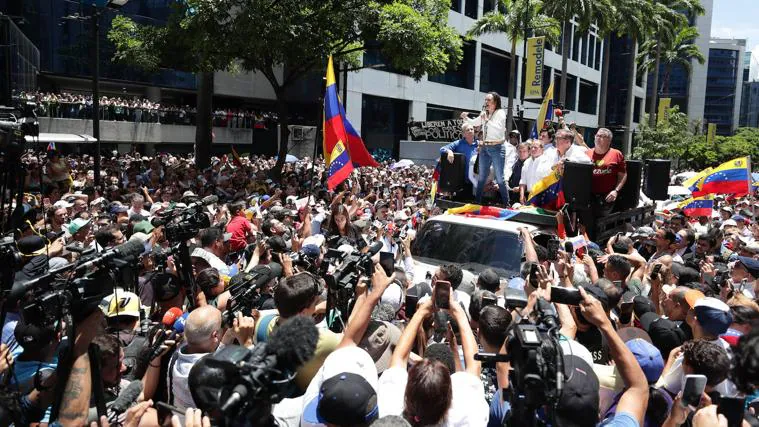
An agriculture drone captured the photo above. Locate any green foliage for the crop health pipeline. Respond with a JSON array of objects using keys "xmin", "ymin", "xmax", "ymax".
[
  {"xmin": 637, "ymin": 24, "xmax": 705, "ymax": 75},
  {"xmin": 466, "ymin": 0, "xmax": 560, "ymax": 46},
  {"xmin": 634, "ymin": 107, "xmax": 759, "ymax": 171}
]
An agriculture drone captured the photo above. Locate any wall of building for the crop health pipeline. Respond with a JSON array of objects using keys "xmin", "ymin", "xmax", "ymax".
[
  {"xmin": 705, "ymin": 38, "xmax": 745, "ymax": 135},
  {"xmin": 740, "ymin": 81, "xmax": 759, "ymax": 127},
  {"xmin": 687, "ymin": 0, "xmax": 714, "ymax": 124}
]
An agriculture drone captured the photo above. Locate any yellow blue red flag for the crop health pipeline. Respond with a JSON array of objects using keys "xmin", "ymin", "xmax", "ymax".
[
  {"xmin": 527, "ymin": 168, "xmax": 565, "ymax": 211},
  {"xmin": 529, "ymin": 81, "xmax": 554, "ymax": 139},
  {"xmin": 677, "ymin": 195, "xmax": 714, "ymax": 217},
  {"xmin": 689, "ymin": 157, "xmax": 750, "ymax": 197}
]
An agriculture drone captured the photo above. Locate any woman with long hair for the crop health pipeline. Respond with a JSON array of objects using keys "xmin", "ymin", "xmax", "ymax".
[
  {"xmin": 460, "ymin": 92, "xmax": 517, "ymax": 206},
  {"xmin": 326, "ymin": 204, "xmax": 367, "ymax": 251}
]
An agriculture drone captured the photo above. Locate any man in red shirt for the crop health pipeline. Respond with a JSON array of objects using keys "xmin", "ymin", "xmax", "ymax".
[
  {"xmin": 226, "ymin": 201, "xmax": 256, "ymax": 253},
  {"xmin": 581, "ymin": 128, "xmax": 628, "ymax": 239}
]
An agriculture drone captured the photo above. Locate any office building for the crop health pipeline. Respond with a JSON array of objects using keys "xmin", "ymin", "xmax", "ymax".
[{"xmin": 704, "ymin": 38, "xmax": 745, "ymax": 135}]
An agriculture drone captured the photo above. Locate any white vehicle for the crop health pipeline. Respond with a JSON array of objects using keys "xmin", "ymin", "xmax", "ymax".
[{"xmin": 409, "ymin": 213, "xmax": 553, "ymax": 290}]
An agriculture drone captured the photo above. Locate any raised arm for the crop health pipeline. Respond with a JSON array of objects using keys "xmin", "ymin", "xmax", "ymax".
[
  {"xmin": 449, "ymin": 291, "xmax": 481, "ymax": 377},
  {"xmin": 390, "ymin": 299, "xmax": 434, "ymax": 368},
  {"xmin": 338, "ymin": 264, "xmax": 392, "ymax": 348}
]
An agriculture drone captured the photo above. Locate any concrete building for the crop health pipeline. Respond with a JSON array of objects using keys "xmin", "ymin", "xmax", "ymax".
[
  {"xmin": 740, "ymin": 81, "xmax": 759, "ymax": 128},
  {"xmin": 704, "ymin": 38, "xmax": 745, "ymax": 135}
]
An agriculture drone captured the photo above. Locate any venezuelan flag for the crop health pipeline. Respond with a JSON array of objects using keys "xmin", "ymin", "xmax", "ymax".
[
  {"xmin": 324, "ymin": 56, "xmax": 355, "ymax": 190},
  {"xmin": 430, "ymin": 160, "xmax": 441, "ymax": 201},
  {"xmin": 529, "ymin": 81, "xmax": 555, "ymax": 139},
  {"xmin": 47, "ymin": 142, "xmax": 56, "ymax": 151},
  {"xmin": 526, "ymin": 169, "xmax": 565, "ymax": 211},
  {"xmin": 323, "ymin": 56, "xmax": 377, "ymax": 169},
  {"xmin": 690, "ymin": 157, "xmax": 750, "ymax": 197},
  {"xmin": 677, "ymin": 195, "xmax": 714, "ymax": 217},
  {"xmin": 230, "ymin": 146, "xmax": 244, "ymax": 167},
  {"xmin": 446, "ymin": 204, "xmax": 519, "ymax": 220}
]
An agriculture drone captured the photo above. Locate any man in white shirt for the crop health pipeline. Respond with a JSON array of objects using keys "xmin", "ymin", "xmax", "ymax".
[
  {"xmin": 556, "ymin": 129, "xmax": 592, "ymax": 164},
  {"xmin": 519, "ymin": 140, "xmax": 555, "ymax": 204}
]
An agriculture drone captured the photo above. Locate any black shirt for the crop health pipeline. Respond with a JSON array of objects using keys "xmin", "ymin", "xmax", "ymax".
[{"xmin": 576, "ymin": 326, "xmax": 611, "ymax": 365}]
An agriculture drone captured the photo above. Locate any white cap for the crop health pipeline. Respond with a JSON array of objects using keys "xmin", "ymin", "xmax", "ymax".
[
  {"xmin": 380, "ymin": 282, "xmax": 404, "ymax": 314},
  {"xmin": 53, "ymin": 200, "xmax": 73, "ymax": 209}
]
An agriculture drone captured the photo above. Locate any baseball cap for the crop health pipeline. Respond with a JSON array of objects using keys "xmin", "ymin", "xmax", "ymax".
[
  {"xmin": 68, "ymin": 218, "xmax": 92, "ymax": 235},
  {"xmin": 616, "ymin": 327, "xmax": 653, "ymax": 344},
  {"xmin": 737, "ymin": 256, "xmax": 759, "ymax": 278},
  {"xmin": 731, "ymin": 214, "xmax": 746, "ymax": 222},
  {"xmin": 631, "ymin": 226, "xmax": 655, "ymax": 238},
  {"xmin": 358, "ymin": 320, "xmax": 401, "ymax": 374},
  {"xmin": 302, "ymin": 346, "xmax": 379, "ymax": 426},
  {"xmin": 17, "ymin": 235, "xmax": 47, "ymax": 257},
  {"xmin": 110, "ymin": 204, "xmax": 129, "ymax": 214},
  {"xmin": 581, "ymin": 284, "xmax": 610, "ymax": 311},
  {"xmin": 152, "ymin": 272, "xmax": 182, "ymax": 302},
  {"xmin": 101, "ymin": 291, "xmax": 141, "ymax": 318},
  {"xmin": 633, "ymin": 295, "xmax": 656, "ymax": 319},
  {"xmin": 478, "ymin": 268, "xmax": 500, "ymax": 291},
  {"xmin": 132, "ymin": 220, "xmax": 155, "ymax": 235},
  {"xmin": 720, "ymin": 206, "xmax": 734, "ymax": 213},
  {"xmin": 301, "ymin": 244, "xmax": 321, "ymax": 259},
  {"xmin": 639, "ymin": 312, "xmax": 686, "ymax": 359},
  {"xmin": 53, "ymin": 200, "xmax": 73, "ymax": 209},
  {"xmin": 721, "ymin": 219, "xmax": 738, "ymax": 228},
  {"xmin": 554, "ymin": 355, "xmax": 600, "ymax": 427},
  {"xmin": 626, "ymin": 338, "xmax": 664, "ymax": 383},
  {"xmin": 14, "ymin": 323, "xmax": 56, "ymax": 350},
  {"xmin": 694, "ymin": 297, "xmax": 733, "ymax": 336}
]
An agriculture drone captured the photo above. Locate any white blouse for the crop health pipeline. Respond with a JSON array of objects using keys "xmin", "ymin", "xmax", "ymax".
[{"xmin": 464, "ymin": 108, "xmax": 507, "ymax": 142}]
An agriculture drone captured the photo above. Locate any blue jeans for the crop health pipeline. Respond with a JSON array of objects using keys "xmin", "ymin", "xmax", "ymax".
[{"xmin": 476, "ymin": 144, "xmax": 510, "ymax": 205}]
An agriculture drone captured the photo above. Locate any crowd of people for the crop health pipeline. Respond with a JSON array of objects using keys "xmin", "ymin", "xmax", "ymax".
[
  {"xmin": 14, "ymin": 92, "xmax": 277, "ymax": 129},
  {"xmin": 0, "ymin": 90, "xmax": 757, "ymax": 427}
]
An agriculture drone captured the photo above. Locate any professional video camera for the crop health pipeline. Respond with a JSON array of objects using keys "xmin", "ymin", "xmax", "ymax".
[
  {"xmin": 0, "ymin": 233, "xmax": 22, "ymax": 294},
  {"xmin": 188, "ymin": 316, "xmax": 319, "ymax": 427},
  {"xmin": 222, "ymin": 270, "xmax": 271, "ymax": 326},
  {"xmin": 321, "ymin": 241, "xmax": 383, "ymax": 291},
  {"xmin": 7, "ymin": 238, "xmax": 145, "ymax": 327},
  {"xmin": 0, "ymin": 102, "xmax": 39, "ymax": 233},
  {"xmin": 151, "ymin": 195, "xmax": 217, "ymax": 242},
  {"xmin": 475, "ymin": 297, "xmax": 565, "ymax": 427}
]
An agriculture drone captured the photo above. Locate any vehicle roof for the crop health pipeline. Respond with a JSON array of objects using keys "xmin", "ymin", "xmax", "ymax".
[{"xmin": 430, "ymin": 213, "xmax": 541, "ymax": 233}]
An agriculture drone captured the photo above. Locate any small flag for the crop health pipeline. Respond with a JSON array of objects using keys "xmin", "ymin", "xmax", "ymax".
[
  {"xmin": 689, "ymin": 157, "xmax": 750, "ymax": 197},
  {"xmin": 529, "ymin": 81, "xmax": 555, "ymax": 139},
  {"xmin": 677, "ymin": 195, "xmax": 714, "ymax": 217},
  {"xmin": 230, "ymin": 146, "xmax": 243, "ymax": 167},
  {"xmin": 526, "ymin": 168, "xmax": 565, "ymax": 211},
  {"xmin": 47, "ymin": 142, "xmax": 56, "ymax": 151}
]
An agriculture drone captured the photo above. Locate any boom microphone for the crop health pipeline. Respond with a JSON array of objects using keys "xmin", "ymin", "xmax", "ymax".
[{"xmin": 108, "ymin": 380, "xmax": 143, "ymax": 419}]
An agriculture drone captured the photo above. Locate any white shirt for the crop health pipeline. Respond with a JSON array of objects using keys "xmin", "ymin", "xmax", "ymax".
[
  {"xmin": 378, "ymin": 366, "xmax": 490, "ymax": 426},
  {"xmin": 464, "ymin": 109, "xmax": 507, "ymax": 142},
  {"xmin": 657, "ymin": 338, "xmax": 737, "ymax": 397},
  {"xmin": 520, "ymin": 154, "xmax": 555, "ymax": 191},
  {"xmin": 562, "ymin": 144, "xmax": 592, "ymax": 164}
]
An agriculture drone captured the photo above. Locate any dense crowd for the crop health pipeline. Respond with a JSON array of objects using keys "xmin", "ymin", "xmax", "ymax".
[
  {"xmin": 14, "ymin": 92, "xmax": 277, "ymax": 128},
  {"xmin": 1, "ymin": 126, "xmax": 758, "ymax": 427}
]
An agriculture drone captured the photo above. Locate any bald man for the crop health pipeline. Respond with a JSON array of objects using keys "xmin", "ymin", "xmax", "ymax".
[{"xmin": 167, "ymin": 306, "xmax": 223, "ymax": 411}]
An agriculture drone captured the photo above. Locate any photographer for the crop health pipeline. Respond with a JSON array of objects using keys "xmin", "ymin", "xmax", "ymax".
[
  {"xmin": 195, "ymin": 267, "xmax": 231, "ymax": 311},
  {"xmin": 190, "ymin": 227, "xmax": 232, "ymax": 276}
]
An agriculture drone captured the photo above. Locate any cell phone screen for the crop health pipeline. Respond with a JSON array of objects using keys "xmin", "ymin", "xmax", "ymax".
[
  {"xmin": 681, "ymin": 374, "xmax": 707, "ymax": 409},
  {"xmin": 434, "ymin": 280, "xmax": 451, "ymax": 309},
  {"xmin": 529, "ymin": 264, "xmax": 539, "ymax": 287},
  {"xmin": 379, "ymin": 252, "xmax": 394, "ymax": 276},
  {"xmin": 718, "ymin": 396, "xmax": 745, "ymax": 427},
  {"xmin": 547, "ymin": 239, "xmax": 560, "ymax": 261}
]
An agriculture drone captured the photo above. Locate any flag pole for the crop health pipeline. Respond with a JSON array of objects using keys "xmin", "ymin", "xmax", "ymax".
[
  {"xmin": 748, "ymin": 155, "xmax": 754, "ymax": 221},
  {"xmin": 310, "ymin": 74, "xmax": 327, "ymax": 205}
]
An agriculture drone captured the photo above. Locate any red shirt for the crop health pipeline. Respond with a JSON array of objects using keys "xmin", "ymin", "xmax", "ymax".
[
  {"xmin": 586, "ymin": 148, "xmax": 626, "ymax": 194},
  {"xmin": 226, "ymin": 215, "xmax": 253, "ymax": 252}
]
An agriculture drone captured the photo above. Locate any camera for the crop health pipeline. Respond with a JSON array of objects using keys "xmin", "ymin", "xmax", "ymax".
[{"xmin": 321, "ymin": 241, "xmax": 383, "ymax": 291}]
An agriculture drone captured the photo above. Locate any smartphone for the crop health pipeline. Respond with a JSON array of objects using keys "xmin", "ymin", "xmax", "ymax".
[
  {"xmin": 529, "ymin": 263, "xmax": 539, "ymax": 288},
  {"xmin": 681, "ymin": 374, "xmax": 708, "ymax": 409},
  {"xmin": 155, "ymin": 401, "xmax": 185, "ymax": 416},
  {"xmin": 379, "ymin": 251, "xmax": 394, "ymax": 276},
  {"xmin": 434, "ymin": 280, "xmax": 451, "ymax": 309},
  {"xmin": 405, "ymin": 294, "xmax": 419, "ymax": 319},
  {"xmin": 551, "ymin": 287, "xmax": 584, "ymax": 305},
  {"xmin": 717, "ymin": 396, "xmax": 745, "ymax": 427},
  {"xmin": 547, "ymin": 239, "xmax": 560, "ymax": 262},
  {"xmin": 651, "ymin": 263, "xmax": 662, "ymax": 280}
]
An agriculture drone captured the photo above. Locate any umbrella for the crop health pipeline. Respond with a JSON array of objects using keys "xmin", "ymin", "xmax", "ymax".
[
  {"xmin": 391, "ymin": 159, "xmax": 414, "ymax": 170},
  {"xmin": 275, "ymin": 154, "xmax": 299, "ymax": 163}
]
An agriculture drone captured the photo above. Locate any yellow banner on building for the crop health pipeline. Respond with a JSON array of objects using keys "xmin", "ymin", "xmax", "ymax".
[
  {"xmin": 657, "ymin": 98, "xmax": 671, "ymax": 125},
  {"xmin": 706, "ymin": 123, "xmax": 717, "ymax": 144},
  {"xmin": 525, "ymin": 37, "xmax": 545, "ymax": 100}
]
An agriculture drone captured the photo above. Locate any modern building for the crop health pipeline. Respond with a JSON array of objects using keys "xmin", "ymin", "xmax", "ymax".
[
  {"xmin": 704, "ymin": 38, "xmax": 745, "ymax": 135},
  {"xmin": 739, "ymin": 81, "xmax": 759, "ymax": 128}
]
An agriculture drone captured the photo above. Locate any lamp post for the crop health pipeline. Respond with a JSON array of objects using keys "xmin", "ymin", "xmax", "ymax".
[{"xmin": 90, "ymin": 0, "xmax": 128, "ymax": 189}]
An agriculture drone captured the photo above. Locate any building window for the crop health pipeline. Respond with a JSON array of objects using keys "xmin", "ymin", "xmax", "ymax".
[
  {"xmin": 429, "ymin": 40, "xmax": 476, "ymax": 90},
  {"xmin": 633, "ymin": 96, "xmax": 642, "ymax": 121},
  {"xmin": 572, "ymin": 30, "xmax": 580, "ymax": 62},
  {"xmin": 483, "ymin": 0, "xmax": 496, "ymax": 13},
  {"xmin": 588, "ymin": 37, "xmax": 596, "ymax": 69},
  {"xmin": 451, "ymin": 0, "xmax": 461, "ymax": 12},
  {"xmin": 464, "ymin": 0, "xmax": 478, "ymax": 19},
  {"xmin": 427, "ymin": 104, "xmax": 461, "ymax": 121},
  {"xmin": 578, "ymin": 79, "xmax": 598, "ymax": 114},
  {"xmin": 480, "ymin": 46, "xmax": 512, "ymax": 96},
  {"xmin": 361, "ymin": 94, "xmax": 410, "ymax": 158},
  {"xmin": 595, "ymin": 39, "xmax": 602, "ymax": 70},
  {"xmin": 554, "ymin": 73, "xmax": 577, "ymax": 111}
]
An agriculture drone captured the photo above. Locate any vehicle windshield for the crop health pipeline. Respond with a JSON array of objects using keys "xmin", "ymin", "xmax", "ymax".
[{"xmin": 411, "ymin": 220, "xmax": 523, "ymax": 277}]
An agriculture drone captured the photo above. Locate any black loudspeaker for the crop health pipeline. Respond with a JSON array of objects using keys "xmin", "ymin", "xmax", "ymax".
[
  {"xmin": 644, "ymin": 159, "xmax": 671, "ymax": 201},
  {"xmin": 563, "ymin": 161, "xmax": 593, "ymax": 209},
  {"xmin": 615, "ymin": 160, "xmax": 642, "ymax": 211},
  {"xmin": 438, "ymin": 153, "xmax": 465, "ymax": 193}
]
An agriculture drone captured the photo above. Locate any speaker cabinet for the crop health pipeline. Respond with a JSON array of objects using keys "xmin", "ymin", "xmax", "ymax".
[
  {"xmin": 615, "ymin": 160, "xmax": 642, "ymax": 211},
  {"xmin": 644, "ymin": 160, "xmax": 671, "ymax": 201},
  {"xmin": 438, "ymin": 153, "xmax": 466, "ymax": 193},
  {"xmin": 563, "ymin": 161, "xmax": 593, "ymax": 209}
]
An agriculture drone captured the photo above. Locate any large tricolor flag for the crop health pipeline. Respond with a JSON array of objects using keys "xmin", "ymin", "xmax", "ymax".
[
  {"xmin": 688, "ymin": 157, "xmax": 751, "ymax": 197},
  {"xmin": 529, "ymin": 81, "xmax": 555, "ymax": 139},
  {"xmin": 446, "ymin": 204, "xmax": 520, "ymax": 221},
  {"xmin": 323, "ymin": 56, "xmax": 378, "ymax": 190},
  {"xmin": 677, "ymin": 195, "xmax": 714, "ymax": 217},
  {"xmin": 527, "ymin": 168, "xmax": 565, "ymax": 211}
]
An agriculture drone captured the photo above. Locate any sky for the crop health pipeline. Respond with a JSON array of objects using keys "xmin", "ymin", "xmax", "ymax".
[{"xmin": 711, "ymin": 0, "xmax": 759, "ymax": 79}]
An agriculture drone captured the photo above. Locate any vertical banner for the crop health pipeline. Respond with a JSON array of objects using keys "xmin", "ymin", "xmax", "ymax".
[
  {"xmin": 525, "ymin": 37, "xmax": 545, "ymax": 100},
  {"xmin": 706, "ymin": 123, "xmax": 717, "ymax": 144},
  {"xmin": 657, "ymin": 97, "xmax": 671, "ymax": 125}
]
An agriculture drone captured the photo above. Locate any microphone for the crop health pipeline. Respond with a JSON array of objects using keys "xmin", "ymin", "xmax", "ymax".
[
  {"xmin": 172, "ymin": 312, "xmax": 189, "ymax": 334},
  {"xmin": 148, "ymin": 308, "xmax": 183, "ymax": 361},
  {"xmin": 108, "ymin": 380, "xmax": 143, "ymax": 419}
]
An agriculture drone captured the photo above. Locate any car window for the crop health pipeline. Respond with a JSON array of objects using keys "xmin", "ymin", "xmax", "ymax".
[{"xmin": 411, "ymin": 220, "xmax": 523, "ymax": 277}]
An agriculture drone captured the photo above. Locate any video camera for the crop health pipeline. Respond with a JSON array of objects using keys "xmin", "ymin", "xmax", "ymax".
[
  {"xmin": 222, "ymin": 270, "xmax": 269, "ymax": 326},
  {"xmin": 8, "ymin": 238, "xmax": 145, "ymax": 327},
  {"xmin": 321, "ymin": 241, "xmax": 383, "ymax": 291},
  {"xmin": 151, "ymin": 195, "xmax": 217, "ymax": 242},
  {"xmin": 187, "ymin": 316, "xmax": 319, "ymax": 427},
  {"xmin": 475, "ymin": 297, "xmax": 565, "ymax": 427},
  {"xmin": 0, "ymin": 234, "xmax": 22, "ymax": 294}
]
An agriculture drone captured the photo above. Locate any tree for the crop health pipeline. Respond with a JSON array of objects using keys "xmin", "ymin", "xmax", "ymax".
[
  {"xmin": 638, "ymin": 24, "xmax": 705, "ymax": 106},
  {"xmin": 632, "ymin": 105, "xmax": 694, "ymax": 170},
  {"xmin": 641, "ymin": 0, "xmax": 704, "ymax": 128},
  {"xmin": 109, "ymin": 0, "xmax": 463, "ymax": 176},
  {"xmin": 466, "ymin": 0, "xmax": 560, "ymax": 133},
  {"xmin": 542, "ymin": 0, "xmax": 613, "ymax": 106}
]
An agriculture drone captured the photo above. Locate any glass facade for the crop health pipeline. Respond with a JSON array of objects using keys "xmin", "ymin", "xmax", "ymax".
[
  {"xmin": 1, "ymin": 0, "xmax": 196, "ymax": 90},
  {"xmin": 0, "ymin": 15, "xmax": 40, "ymax": 101},
  {"xmin": 605, "ymin": 35, "xmax": 636, "ymax": 126},
  {"xmin": 429, "ymin": 40, "xmax": 476, "ymax": 90},
  {"xmin": 479, "ymin": 46, "xmax": 515, "ymax": 97},
  {"xmin": 646, "ymin": 63, "xmax": 690, "ymax": 114},
  {"xmin": 361, "ymin": 94, "xmax": 409, "ymax": 158},
  {"xmin": 739, "ymin": 81, "xmax": 759, "ymax": 128},
  {"xmin": 704, "ymin": 48, "xmax": 740, "ymax": 135}
]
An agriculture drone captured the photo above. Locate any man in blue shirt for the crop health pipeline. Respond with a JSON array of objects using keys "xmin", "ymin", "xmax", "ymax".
[{"xmin": 440, "ymin": 123, "xmax": 478, "ymax": 201}]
